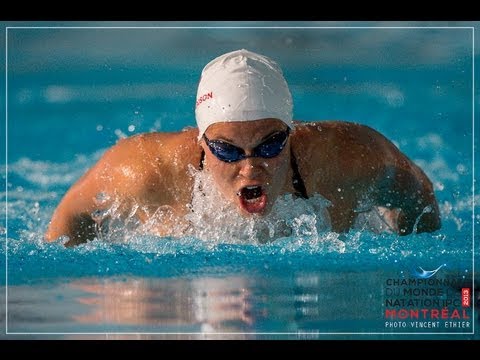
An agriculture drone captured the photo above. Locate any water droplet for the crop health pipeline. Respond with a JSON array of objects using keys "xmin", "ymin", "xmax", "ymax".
[
  {"xmin": 91, "ymin": 209, "xmax": 107, "ymax": 223},
  {"xmin": 31, "ymin": 202, "xmax": 40, "ymax": 215},
  {"xmin": 456, "ymin": 164, "xmax": 467, "ymax": 174},
  {"xmin": 128, "ymin": 125, "xmax": 135, "ymax": 132},
  {"xmin": 114, "ymin": 129, "xmax": 126, "ymax": 139},
  {"xmin": 95, "ymin": 192, "xmax": 110, "ymax": 205},
  {"xmin": 337, "ymin": 188, "xmax": 342, "ymax": 192},
  {"xmin": 96, "ymin": 124, "xmax": 103, "ymax": 131}
]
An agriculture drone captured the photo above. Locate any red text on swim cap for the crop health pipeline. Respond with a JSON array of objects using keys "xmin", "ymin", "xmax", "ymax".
[{"xmin": 196, "ymin": 92, "xmax": 213, "ymax": 107}]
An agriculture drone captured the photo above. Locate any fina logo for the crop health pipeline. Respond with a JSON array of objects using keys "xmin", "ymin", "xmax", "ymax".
[{"xmin": 412, "ymin": 264, "xmax": 446, "ymax": 279}]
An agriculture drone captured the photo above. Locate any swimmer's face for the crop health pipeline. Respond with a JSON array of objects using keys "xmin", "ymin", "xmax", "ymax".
[{"xmin": 201, "ymin": 118, "xmax": 292, "ymax": 216}]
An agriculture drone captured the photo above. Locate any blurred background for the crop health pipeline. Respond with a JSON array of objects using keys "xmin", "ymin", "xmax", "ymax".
[
  {"xmin": 1, "ymin": 21, "xmax": 478, "ymax": 163},
  {"xmin": 0, "ymin": 20, "xmax": 479, "ymax": 339}
]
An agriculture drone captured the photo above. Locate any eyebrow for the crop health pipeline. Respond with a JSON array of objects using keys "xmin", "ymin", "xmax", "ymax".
[
  {"xmin": 213, "ymin": 129, "xmax": 286, "ymax": 145},
  {"xmin": 214, "ymin": 135, "xmax": 235, "ymax": 143},
  {"xmin": 260, "ymin": 130, "xmax": 284, "ymax": 141}
]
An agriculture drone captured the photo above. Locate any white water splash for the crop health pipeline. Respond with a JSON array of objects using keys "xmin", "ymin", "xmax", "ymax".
[
  {"xmin": 180, "ymin": 169, "xmax": 332, "ymax": 244},
  {"xmin": 84, "ymin": 167, "xmax": 334, "ymax": 245}
]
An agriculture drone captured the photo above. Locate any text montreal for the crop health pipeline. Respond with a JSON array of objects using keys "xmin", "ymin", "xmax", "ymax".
[{"xmin": 385, "ymin": 308, "xmax": 469, "ymax": 320}]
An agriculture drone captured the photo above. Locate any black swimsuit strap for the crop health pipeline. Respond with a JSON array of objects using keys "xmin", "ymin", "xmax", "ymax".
[
  {"xmin": 199, "ymin": 150, "xmax": 205, "ymax": 170},
  {"xmin": 290, "ymin": 150, "xmax": 308, "ymax": 199}
]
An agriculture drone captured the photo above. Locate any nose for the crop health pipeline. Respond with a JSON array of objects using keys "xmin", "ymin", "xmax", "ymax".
[{"xmin": 238, "ymin": 157, "xmax": 263, "ymax": 179}]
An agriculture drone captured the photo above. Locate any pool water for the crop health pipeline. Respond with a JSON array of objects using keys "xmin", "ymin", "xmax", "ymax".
[{"xmin": 1, "ymin": 23, "xmax": 479, "ymax": 339}]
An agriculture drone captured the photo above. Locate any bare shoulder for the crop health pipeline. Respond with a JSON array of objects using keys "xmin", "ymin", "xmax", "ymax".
[
  {"xmin": 291, "ymin": 120, "xmax": 394, "ymax": 149},
  {"xmin": 289, "ymin": 121, "xmax": 440, "ymax": 234},
  {"xmin": 104, "ymin": 127, "xmax": 200, "ymax": 165},
  {"xmin": 97, "ymin": 127, "xmax": 202, "ymax": 197},
  {"xmin": 290, "ymin": 121, "xmax": 400, "ymax": 177},
  {"xmin": 69, "ymin": 126, "xmax": 201, "ymax": 199},
  {"xmin": 45, "ymin": 127, "xmax": 201, "ymax": 244}
]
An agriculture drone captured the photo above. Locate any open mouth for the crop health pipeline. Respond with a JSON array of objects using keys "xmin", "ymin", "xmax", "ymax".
[{"xmin": 237, "ymin": 185, "xmax": 267, "ymax": 214}]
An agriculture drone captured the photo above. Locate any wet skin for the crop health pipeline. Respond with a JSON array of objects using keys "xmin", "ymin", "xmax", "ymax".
[
  {"xmin": 200, "ymin": 120, "xmax": 294, "ymax": 217},
  {"xmin": 45, "ymin": 119, "xmax": 441, "ymax": 247}
]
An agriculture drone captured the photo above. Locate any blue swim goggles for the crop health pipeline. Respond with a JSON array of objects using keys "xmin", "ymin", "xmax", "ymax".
[{"xmin": 203, "ymin": 128, "xmax": 290, "ymax": 163}]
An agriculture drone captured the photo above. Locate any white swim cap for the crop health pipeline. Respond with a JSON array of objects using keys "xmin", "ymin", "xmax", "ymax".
[{"xmin": 195, "ymin": 49, "xmax": 293, "ymax": 139}]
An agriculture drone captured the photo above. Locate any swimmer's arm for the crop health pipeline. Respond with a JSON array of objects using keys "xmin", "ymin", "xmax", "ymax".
[
  {"xmin": 45, "ymin": 136, "xmax": 153, "ymax": 246},
  {"xmin": 44, "ymin": 159, "xmax": 110, "ymax": 247},
  {"xmin": 346, "ymin": 122, "xmax": 441, "ymax": 235},
  {"xmin": 295, "ymin": 122, "xmax": 441, "ymax": 235},
  {"xmin": 375, "ymin": 160, "xmax": 441, "ymax": 235}
]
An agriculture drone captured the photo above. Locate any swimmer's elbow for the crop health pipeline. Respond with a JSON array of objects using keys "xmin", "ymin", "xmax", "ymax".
[
  {"xmin": 44, "ymin": 226, "xmax": 59, "ymax": 243},
  {"xmin": 45, "ymin": 212, "xmax": 67, "ymax": 243}
]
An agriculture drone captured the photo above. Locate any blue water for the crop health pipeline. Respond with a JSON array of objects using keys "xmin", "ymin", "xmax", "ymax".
[{"xmin": 1, "ymin": 23, "xmax": 479, "ymax": 339}]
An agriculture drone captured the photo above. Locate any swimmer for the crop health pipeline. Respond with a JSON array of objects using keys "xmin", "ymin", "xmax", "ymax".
[{"xmin": 45, "ymin": 49, "xmax": 441, "ymax": 246}]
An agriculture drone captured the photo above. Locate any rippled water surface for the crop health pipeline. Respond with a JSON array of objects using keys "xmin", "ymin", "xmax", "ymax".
[{"xmin": 1, "ymin": 23, "xmax": 478, "ymax": 339}]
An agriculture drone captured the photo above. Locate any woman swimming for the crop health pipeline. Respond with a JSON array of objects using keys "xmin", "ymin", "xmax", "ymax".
[{"xmin": 45, "ymin": 49, "xmax": 441, "ymax": 246}]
